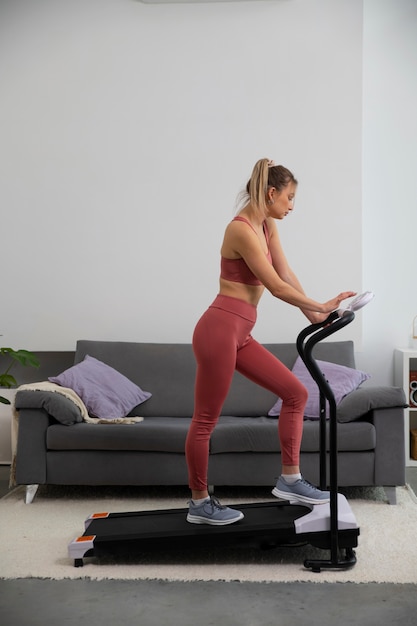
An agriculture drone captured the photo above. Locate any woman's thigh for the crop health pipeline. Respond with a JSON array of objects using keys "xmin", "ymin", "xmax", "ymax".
[{"xmin": 236, "ymin": 336, "xmax": 306, "ymax": 400}]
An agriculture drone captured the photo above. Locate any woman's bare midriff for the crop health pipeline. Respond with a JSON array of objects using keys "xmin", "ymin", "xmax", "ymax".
[{"xmin": 219, "ymin": 277, "xmax": 265, "ymax": 307}]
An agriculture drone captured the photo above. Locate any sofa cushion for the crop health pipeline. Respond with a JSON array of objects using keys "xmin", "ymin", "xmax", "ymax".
[
  {"xmin": 206, "ymin": 416, "xmax": 376, "ymax": 453},
  {"xmin": 268, "ymin": 357, "xmax": 370, "ymax": 419},
  {"xmin": 336, "ymin": 385, "xmax": 407, "ymax": 423},
  {"xmin": 46, "ymin": 418, "xmax": 191, "ymax": 453},
  {"xmin": 300, "ymin": 419, "xmax": 376, "ymax": 452},
  {"xmin": 46, "ymin": 416, "xmax": 376, "ymax": 455},
  {"xmin": 49, "ymin": 355, "xmax": 151, "ymax": 420}
]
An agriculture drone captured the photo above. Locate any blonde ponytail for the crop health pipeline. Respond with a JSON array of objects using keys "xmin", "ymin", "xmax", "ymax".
[{"xmin": 247, "ymin": 158, "xmax": 270, "ymax": 218}]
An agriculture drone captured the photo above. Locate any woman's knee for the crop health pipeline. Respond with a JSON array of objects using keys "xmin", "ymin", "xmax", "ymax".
[
  {"xmin": 282, "ymin": 380, "xmax": 308, "ymax": 409},
  {"xmin": 189, "ymin": 413, "xmax": 219, "ymax": 437}
]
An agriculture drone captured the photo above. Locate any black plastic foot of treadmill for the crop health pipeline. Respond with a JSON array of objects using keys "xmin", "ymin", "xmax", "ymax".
[
  {"xmin": 74, "ymin": 559, "xmax": 84, "ymax": 568},
  {"xmin": 304, "ymin": 548, "xmax": 357, "ymax": 573}
]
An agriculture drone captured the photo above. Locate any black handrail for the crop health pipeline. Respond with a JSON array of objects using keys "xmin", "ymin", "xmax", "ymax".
[{"xmin": 296, "ymin": 309, "xmax": 356, "ymax": 570}]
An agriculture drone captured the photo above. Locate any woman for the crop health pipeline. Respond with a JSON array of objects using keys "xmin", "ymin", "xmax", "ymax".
[{"xmin": 185, "ymin": 158, "xmax": 355, "ymax": 525}]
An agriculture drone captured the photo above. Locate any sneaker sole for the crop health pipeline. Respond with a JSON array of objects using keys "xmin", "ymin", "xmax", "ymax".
[
  {"xmin": 271, "ymin": 487, "xmax": 330, "ymax": 505},
  {"xmin": 186, "ymin": 512, "xmax": 244, "ymax": 526}
]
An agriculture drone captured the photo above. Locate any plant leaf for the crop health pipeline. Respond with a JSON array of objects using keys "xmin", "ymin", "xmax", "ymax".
[
  {"xmin": 0, "ymin": 374, "xmax": 17, "ymax": 388},
  {"xmin": 1, "ymin": 348, "xmax": 40, "ymax": 368}
]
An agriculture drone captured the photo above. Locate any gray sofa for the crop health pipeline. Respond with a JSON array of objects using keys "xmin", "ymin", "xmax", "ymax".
[{"xmin": 14, "ymin": 339, "xmax": 406, "ymax": 504}]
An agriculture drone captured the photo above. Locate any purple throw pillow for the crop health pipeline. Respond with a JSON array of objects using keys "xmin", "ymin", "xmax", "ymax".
[
  {"xmin": 49, "ymin": 355, "xmax": 151, "ymax": 420},
  {"xmin": 268, "ymin": 357, "xmax": 370, "ymax": 419}
]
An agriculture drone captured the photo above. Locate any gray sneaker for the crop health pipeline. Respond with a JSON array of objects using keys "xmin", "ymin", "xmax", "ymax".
[
  {"xmin": 272, "ymin": 476, "xmax": 330, "ymax": 505},
  {"xmin": 186, "ymin": 496, "xmax": 244, "ymax": 525}
]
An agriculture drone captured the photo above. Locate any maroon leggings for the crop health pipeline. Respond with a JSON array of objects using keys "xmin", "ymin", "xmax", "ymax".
[{"xmin": 185, "ymin": 294, "xmax": 308, "ymax": 492}]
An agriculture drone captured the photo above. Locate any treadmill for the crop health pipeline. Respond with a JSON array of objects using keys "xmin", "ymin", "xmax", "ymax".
[{"xmin": 68, "ymin": 292, "xmax": 373, "ymax": 572}]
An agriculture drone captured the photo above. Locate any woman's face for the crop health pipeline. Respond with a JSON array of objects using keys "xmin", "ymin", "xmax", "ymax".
[{"xmin": 268, "ymin": 182, "xmax": 297, "ymax": 219}]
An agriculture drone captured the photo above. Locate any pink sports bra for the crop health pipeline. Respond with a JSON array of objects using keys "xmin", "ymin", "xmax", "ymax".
[{"xmin": 220, "ymin": 216, "xmax": 272, "ymax": 286}]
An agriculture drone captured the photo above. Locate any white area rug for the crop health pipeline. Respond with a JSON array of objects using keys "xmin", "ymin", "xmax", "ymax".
[{"xmin": 0, "ymin": 485, "xmax": 416, "ymax": 583}]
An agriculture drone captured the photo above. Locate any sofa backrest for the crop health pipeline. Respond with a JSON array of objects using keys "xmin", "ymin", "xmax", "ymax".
[{"xmin": 75, "ymin": 340, "xmax": 355, "ymax": 418}]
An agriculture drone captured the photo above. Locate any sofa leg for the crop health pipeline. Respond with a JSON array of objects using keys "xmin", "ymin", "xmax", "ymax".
[
  {"xmin": 25, "ymin": 484, "xmax": 39, "ymax": 504},
  {"xmin": 384, "ymin": 486, "xmax": 397, "ymax": 505}
]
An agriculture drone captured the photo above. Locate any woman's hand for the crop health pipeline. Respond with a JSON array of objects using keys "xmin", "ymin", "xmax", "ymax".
[
  {"xmin": 303, "ymin": 292, "xmax": 356, "ymax": 324},
  {"xmin": 321, "ymin": 291, "xmax": 357, "ymax": 314},
  {"xmin": 301, "ymin": 291, "xmax": 356, "ymax": 324}
]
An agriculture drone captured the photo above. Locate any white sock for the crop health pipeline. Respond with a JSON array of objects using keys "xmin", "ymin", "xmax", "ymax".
[
  {"xmin": 281, "ymin": 473, "xmax": 302, "ymax": 484},
  {"xmin": 192, "ymin": 496, "xmax": 210, "ymax": 505}
]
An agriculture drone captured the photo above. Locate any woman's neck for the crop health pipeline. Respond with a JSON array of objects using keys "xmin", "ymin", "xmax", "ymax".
[{"xmin": 239, "ymin": 205, "xmax": 265, "ymax": 227}]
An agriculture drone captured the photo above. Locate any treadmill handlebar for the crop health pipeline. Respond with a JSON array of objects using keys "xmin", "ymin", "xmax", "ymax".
[
  {"xmin": 296, "ymin": 310, "xmax": 355, "ymax": 408},
  {"xmin": 297, "ymin": 309, "xmax": 355, "ymax": 350}
]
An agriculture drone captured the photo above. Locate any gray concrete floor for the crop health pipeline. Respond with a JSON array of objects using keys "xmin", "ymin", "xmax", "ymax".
[
  {"xmin": 1, "ymin": 466, "xmax": 416, "ymax": 625},
  {"xmin": 1, "ymin": 579, "xmax": 417, "ymax": 626}
]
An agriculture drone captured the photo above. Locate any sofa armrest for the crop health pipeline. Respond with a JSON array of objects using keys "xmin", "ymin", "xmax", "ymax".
[
  {"xmin": 15, "ymin": 390, "xmax": 83, "ymax": 425},
  {"xmin": 370, "ymin": 406, "xmax": 406, "ymax": 488},
  {"xmin": 15, "ymin": 409, "xmax": 51, "ymax": 485},
  {"xmin": 337, "ymin": 386, "xmax": 407, "ymax": 423}
]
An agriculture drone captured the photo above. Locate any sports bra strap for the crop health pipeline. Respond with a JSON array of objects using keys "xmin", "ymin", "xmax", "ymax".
[{"xmin": 232, "ymin": 216, "xmax": 258, "ymax": 235}]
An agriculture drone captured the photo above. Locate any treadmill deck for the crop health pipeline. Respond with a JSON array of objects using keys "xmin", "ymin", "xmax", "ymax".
[{"xmin": 68, "ymin": 500, "xmax": 359, "ymax": 567}]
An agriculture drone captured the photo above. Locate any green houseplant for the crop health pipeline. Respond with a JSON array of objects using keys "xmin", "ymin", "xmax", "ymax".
[{"xmin": 0, "ymin": 347, "xmax": 40, "ymax": 404}]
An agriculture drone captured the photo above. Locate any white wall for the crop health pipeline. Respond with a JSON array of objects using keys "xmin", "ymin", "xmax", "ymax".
[
  {"xmin": 3, "ymin": 0, "xmax": 416, "ymax": 386},
  {"xmin": 358, "ymin": 0, "xmax": 417, "ymax": 384},
  {"xmin": 0, "ymin": 0, "xmax": 363, "ymax": 351}
]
